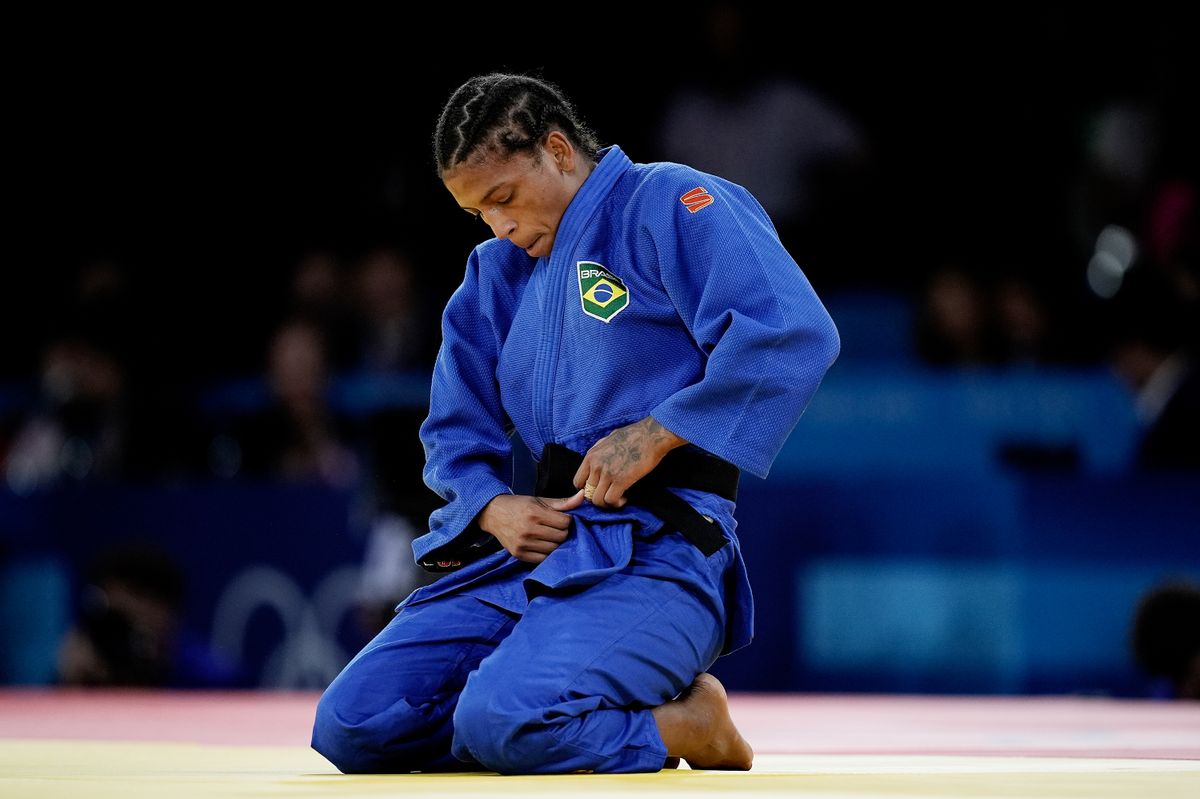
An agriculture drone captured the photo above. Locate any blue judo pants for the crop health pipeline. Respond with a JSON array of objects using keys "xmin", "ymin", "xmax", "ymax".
[{"xmin": 311, "ymin": 524, "xmax": 735, "ymax": 774}]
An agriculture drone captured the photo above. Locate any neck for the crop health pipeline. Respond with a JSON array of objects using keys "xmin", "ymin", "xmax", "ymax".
[{"xmin": 564, "ymin": 159, "xmax": 597, "ymax": 203}]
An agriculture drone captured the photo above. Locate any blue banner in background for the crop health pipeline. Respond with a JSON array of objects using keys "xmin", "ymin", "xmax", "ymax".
[{"xmin": 0, "ymin": 482, "xmax": 367, "ymax": 689}]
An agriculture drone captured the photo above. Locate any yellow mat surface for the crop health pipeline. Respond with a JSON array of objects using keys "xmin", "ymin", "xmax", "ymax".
[{"xmin": 2, "ymin": 740, "xmax": 1197, "ymax": 799}]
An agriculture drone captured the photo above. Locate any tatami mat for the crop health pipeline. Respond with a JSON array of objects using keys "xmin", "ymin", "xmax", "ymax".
[{"xmin": 2, "ymin": 690, "xmax": 1196, "ymax": 798}]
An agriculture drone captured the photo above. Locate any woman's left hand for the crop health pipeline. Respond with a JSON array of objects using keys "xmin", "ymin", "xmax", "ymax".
[{"xmin": 573, "ymin": 416, "xmax": 687, "ymax": 509}]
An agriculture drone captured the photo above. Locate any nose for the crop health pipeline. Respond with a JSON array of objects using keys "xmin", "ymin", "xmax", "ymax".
[{"xmin": 485, "ymin": 211, "xmax": 517, "ymax": 241}]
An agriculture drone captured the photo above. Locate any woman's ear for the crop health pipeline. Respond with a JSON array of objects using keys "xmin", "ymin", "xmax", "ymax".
[{"xmin": 545, "ymin": 130, "xmax": 576, "ymax": 173}]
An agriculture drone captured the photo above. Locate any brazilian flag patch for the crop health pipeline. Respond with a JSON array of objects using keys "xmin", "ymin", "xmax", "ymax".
[{"xmin": 577, "ymin": 261, "xmax": 630, "ymax": 323}]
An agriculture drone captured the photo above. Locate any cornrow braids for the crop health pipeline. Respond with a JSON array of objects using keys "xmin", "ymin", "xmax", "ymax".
[{"xmin": 433, "ymin": 73, "xmax": 601, "ymax": 176}]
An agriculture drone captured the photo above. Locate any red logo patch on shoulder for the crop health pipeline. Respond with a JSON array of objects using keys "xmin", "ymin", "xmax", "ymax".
[{"xmin": 680, "ymin": 186, "xmax": 714, "ymax": 214}]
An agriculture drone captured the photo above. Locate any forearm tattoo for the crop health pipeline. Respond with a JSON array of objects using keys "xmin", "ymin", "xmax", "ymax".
[
  {"xmin": 599, "ymin": 425, "xmax": 643, "ymax": 472},
  {"xmin": 598, "ymin": 418, "xmax": 681, "ymax": 473},
  {"xmin": 641, "ymin": 417, "xmax": 679, "ymax": 452}
]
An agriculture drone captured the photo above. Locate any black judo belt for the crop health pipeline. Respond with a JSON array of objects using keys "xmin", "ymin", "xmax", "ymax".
[
  {"xmin": 419, "ymin": 443, "xmax": 739, "ymax": 573},
  {"xmin": 535, "ymin": 442, "xmax": 738, "ymax": 557}
]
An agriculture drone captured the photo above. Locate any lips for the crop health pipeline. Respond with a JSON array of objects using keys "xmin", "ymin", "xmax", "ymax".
[{"xmin": 524, "ymin": 235, "xmax": 541, "ymax": 254}]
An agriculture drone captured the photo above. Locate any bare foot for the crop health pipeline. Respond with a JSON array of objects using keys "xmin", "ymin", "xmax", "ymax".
[{"xmin": 653, "ymin": 673, "xmax": 753, "ymax": 770}]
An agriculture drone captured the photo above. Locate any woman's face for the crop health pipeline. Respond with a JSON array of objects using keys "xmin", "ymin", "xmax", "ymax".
[{"xmin": 442, "ymin": 131, "xmax": 587, "ymax": 259}]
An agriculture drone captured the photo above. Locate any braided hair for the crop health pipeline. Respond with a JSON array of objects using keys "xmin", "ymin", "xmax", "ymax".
[{"xmin": 433, "ymin": 73, "xmax": 601, "ymax": 177}]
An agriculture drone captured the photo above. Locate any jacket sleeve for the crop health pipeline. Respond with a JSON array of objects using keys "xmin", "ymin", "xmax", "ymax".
[
  {"xmin": 414, "ymin": 248, "xmax": 514, "ymax": 564},
  {"xmin": 646, "ymin": 175, "xmax": 840, "ymax": 479}
]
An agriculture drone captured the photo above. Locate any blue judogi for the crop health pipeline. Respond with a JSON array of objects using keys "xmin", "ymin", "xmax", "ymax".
[{"xmin": 312, "ymin": 144, "xmax": 840, "ymax": 774}]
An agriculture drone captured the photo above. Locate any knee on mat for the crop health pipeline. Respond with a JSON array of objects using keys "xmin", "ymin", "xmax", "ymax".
[
  {"xmin": 452, "ymin": 684, "xmax": 561, "ymax": 774},
  {"xmin": 312, "ymin": 685, "xmax": 424, "ymax": 774},
  {"xmin": 312, "ymin": 688, "xmax": 385, "ymax": 773}
]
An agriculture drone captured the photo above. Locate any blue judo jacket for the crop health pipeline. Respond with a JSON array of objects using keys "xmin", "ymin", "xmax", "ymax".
[{"xmin": 410, "ymin": 144, "xmax": 840, "ymax": 653}]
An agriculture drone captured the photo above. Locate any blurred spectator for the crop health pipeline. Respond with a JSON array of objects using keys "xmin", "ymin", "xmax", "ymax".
[
  {"xmin": 57, "ymin": 542, "xmax": 244, "ymax": 687},
  {"xmin": 1142, "ymin": 178, "xmax": 1199, "ymax": 354},
  {"xmin": 287, "ymin": 250, "xmax": 362, "ymax": 371},
  {"xmin": 991, "ymin": 273, "xmax": 1081, "ymax": 365},
  {"xmin": 70, "ymin": 261, "xmax": 136, "ymax": 354},
  {"xmin": 354, "ymin": 511, "xmax": 436, "ymax": 637},
  {"xmin": 352, "ymin": 406, "xmax": 443, "ymax": 637},
  {"xmin": 1107, "ymin": 271, "xmax": 1200, "ymax": 470},
  {"xmin": 225, "ymin": 320, "xmax": 361, "ymax": 486},
  {"xmin": 3, "ymin": 262, "xmax": 138, "ymax": 490},
  {"xmin": 354, "ymin": 247, "xmax": 429, "ymax": 373},
  {"xmin": 993, "ymin": 276, "xmax": 1051, "ymax": 364},
  {"xmin": 1069, "ymin": 99, "xmax": 1161, "ymax": 266},
  {"xmin": 340, "ymin": 248, "xmax": 448, "ymax": 632},
  {"xmin": 1145, "ymin": 179, "xmax": 1199, "ymax": 299},
  {"xmin": 914, "ymin": 267, "xmax": 996, "ymax": 366},
  {"xmin": 916, "ymin": 265, "xmax": 1076, "ymax": 368},
  {"xmin": 4, "ymin": 336, "xmax": 129, "ymax": 491},
  {"xmin": 653, "ymin": 1, "xmax": 871, "ymax": 284},
  {"xmin": 1131, "ymin": 581, "xmax": 1200, "ymax": 700},
  {"xmin": 2, "ymin": 260, "xmax": 202, "ymax": 488}
]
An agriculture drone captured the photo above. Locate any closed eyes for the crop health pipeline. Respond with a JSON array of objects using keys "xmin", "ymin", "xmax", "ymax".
[{"xmin": 461, "ymin": 187, "xmax": 514, "ymax": 226}]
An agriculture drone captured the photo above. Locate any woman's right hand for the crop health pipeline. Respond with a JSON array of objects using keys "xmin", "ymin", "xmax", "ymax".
[{"xmin": 478, "ymin": 490, "xmax": 586, "ymax": 563}]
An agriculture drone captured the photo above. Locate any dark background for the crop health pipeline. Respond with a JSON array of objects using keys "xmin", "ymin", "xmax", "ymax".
[{"xmin": 8, "ymin": 6, "xmax": 1194, "ymax": 382}]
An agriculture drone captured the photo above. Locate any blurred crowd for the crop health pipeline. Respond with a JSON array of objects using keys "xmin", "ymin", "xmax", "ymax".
[
  {"xmin": 2, "ymin": 7, "xmax": 1198, "ymax": 645},
  {"xmin": 3, "ymin": 3, "xmax": 1196, "ymax": 487},
  {"xmin": 1, "ymin": 246, "xmax": 435, "ymax": 493}
]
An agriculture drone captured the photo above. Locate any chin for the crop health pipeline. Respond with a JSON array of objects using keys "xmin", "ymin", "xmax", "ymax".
[{"xmin": 525, "ymin": 236, "xmax": 552, "ymax": 258}]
